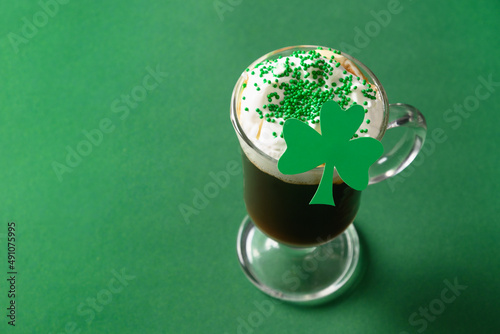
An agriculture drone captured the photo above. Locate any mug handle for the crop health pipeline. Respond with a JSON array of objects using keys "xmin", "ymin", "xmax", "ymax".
[{"xmin": 368, "ymin": 103, "xmax": 427, "ymax": 184}]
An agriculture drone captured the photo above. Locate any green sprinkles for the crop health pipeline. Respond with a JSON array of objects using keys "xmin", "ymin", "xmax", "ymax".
[{"xmin": 241, "ymin": 49, "xmax": 377, "ymax": 135}]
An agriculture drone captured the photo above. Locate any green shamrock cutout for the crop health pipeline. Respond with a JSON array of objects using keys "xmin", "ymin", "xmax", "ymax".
[{"xmin": 278, "ymin": 100, "xmax": 383, "ymax": 206}]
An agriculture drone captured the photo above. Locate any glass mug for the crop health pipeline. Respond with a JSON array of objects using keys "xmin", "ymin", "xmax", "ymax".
[{"xmin": 230, "ymin": 45, "xmax": 427, "ymax": 304}]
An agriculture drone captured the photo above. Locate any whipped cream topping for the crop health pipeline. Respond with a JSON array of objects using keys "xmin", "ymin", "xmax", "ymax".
[{"xmin": 238, "ymin": 48, "xmax": 384, "ymax": 160}]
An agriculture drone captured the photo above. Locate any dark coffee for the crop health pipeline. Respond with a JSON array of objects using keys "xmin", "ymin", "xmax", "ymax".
[{"xmin": 242, "ymin": 154, "xmax": 361, "ymax": 247}]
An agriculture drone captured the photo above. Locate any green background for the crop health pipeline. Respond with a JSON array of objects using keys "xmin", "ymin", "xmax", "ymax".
[{"xmin": 0, "ymin": 0, "xmax": 499, "ymax": 333}]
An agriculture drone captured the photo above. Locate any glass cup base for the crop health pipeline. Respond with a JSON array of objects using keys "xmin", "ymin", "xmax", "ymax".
[{"xmin": 237, "ymin": 215, "xmax": 362, "ymax": 305}]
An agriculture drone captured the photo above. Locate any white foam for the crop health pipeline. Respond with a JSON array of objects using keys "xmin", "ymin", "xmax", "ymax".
[{"xmin": 236, "ymin": 49, "xmax": 385, "ymax": 185}]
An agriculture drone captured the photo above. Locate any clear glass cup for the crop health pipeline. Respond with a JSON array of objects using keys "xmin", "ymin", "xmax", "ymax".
[{"xmin": 230, "ymin": 45, "xmax": 427, "ymax": 304}]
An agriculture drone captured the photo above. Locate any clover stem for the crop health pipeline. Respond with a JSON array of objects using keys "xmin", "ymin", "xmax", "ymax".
[{"xmin": 309, "ymin": 162, "xmax": 335, "ymax": 206}]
